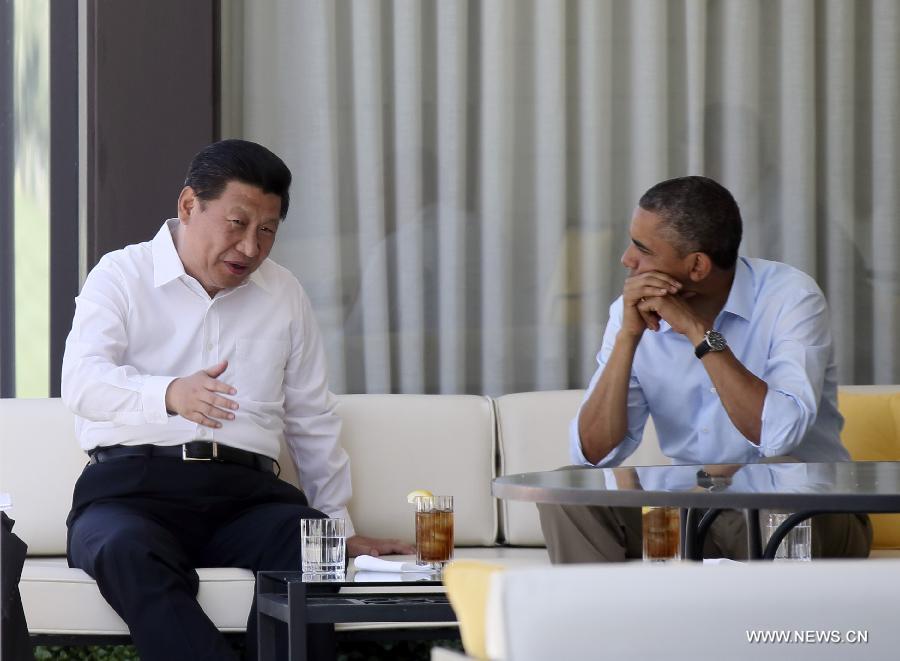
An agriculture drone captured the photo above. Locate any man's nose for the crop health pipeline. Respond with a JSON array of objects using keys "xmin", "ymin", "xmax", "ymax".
[
  {"xmin": 237, "ymin": 230, "xmax": 259, "ymax": 258},
  {"xmin": 621, "ymin": 245, "xmax": 636, "ymax": 269}
]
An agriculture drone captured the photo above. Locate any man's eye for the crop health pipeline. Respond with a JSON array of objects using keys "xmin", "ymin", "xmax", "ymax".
[
  {"xmin": 260, "ymin": 226, "xmax": 275, "ymax": 234},
  {"xmin": 230, "ymin": 219, "xmax": 245, "ymax": 226}
]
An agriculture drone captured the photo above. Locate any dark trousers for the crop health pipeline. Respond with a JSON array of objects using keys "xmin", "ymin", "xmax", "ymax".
[
  {"xmin": 67, "ymin": 455, "xmax": 336, "ymax": 661},
  {"xmin": 1, "ymin": 513, "xmax": 34, "ymax": 661}
]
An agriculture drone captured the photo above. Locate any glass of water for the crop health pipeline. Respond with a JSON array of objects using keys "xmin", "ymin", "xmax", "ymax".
[
  {"xmin": 300, "ymin": 517, "xmax": 346, "ymax": 577},
  {"xmin": 764, "ymin": 512, "xmax": 811, "ymax": 561}
]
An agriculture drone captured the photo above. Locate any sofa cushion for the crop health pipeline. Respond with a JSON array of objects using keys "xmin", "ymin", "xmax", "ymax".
[
  {"xmin": 495, "ymin": 390, "xmax": 665, "ymax": 546},
  {"xmin": 3, "ymin": 395, "xmax": 498, "ymax": 556},
  {"xmin": 837, "ymin": 386, "xmax": 900, "ymax": 549},
  {"xmin": 21, "ymin": 558, "xmax": 254, "ymax": 634},
  {"xmin": 21, "ymin": 548, "xmax": 548, "ymax": 637},
  {"xmin": 484, "ymin": 560, "xmax": 900, "ymax": 660},
  {"xmin": 0, "ymin": 398, "xmax": 85, "ymax": 555},
  {"xmin": 331, "ymin": 394, "xmax": 498, "ymax": 546}
]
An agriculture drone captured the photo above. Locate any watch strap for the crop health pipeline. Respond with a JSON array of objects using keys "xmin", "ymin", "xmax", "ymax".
[{"xmin": 694, "ymin": 338, "xmax": 712, "ymax": 359}]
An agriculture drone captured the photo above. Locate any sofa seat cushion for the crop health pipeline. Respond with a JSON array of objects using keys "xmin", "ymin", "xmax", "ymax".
[
  {"xmin": 21, "ymin": 558, "xmax": 254, "ymax": 634},
  {"xmin": 21, "ymin": 549, "xmax": 548, "ymax": 637}
]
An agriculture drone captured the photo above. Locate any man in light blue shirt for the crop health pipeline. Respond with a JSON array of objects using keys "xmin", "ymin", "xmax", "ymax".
[{"xmin": 540, "ymin": 176, "xmax": 871, "ymax": 562}]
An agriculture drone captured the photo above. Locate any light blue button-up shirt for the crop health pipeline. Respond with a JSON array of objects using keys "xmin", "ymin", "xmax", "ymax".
[{"xmin": 571, "ymin": 257, "xmax": 849, "ymax": 466}]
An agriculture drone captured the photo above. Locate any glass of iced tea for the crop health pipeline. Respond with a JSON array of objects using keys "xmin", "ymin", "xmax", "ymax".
[
  {"xmin": 641, "ymin": 506, "xmax": 681, "ymax": 562},
  {"xmin": 415, "ymin": 495, "xmax": 454, "ymax": 570}
]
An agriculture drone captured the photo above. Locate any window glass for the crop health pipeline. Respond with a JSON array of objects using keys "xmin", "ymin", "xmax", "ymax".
[{"xmin": 13, "ymin": 0, "xmax": 50, "ymax": 397}]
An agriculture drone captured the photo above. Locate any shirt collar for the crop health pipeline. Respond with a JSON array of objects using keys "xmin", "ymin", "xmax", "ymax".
[
  {"xmin": 248, "ymin": 264, "xmax": 271, "ymax": 293},
  {"xmin": 152, "ymin": 219, "xmax": 187, "ymax": 288},
  {"xmin": 657, "ymin": 256, "xmax": 753, "ymax": 332},
  {"xmin": 151, "ymin": 218, "xmax": 272, "ymax": 294},
  {"xmin": 720, "ymin": 257, "xmax": 754, "ymax": 322}
]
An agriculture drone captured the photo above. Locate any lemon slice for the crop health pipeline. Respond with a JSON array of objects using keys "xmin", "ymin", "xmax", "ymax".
[{"xmin": 407, "ymin": 489, "xmax": 433, "ymax": 504}]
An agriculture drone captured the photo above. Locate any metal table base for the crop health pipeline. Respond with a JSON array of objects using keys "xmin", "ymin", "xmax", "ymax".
[{"xmin": 256, "ymin": 572, "xmax": 457, "ymax": 661}]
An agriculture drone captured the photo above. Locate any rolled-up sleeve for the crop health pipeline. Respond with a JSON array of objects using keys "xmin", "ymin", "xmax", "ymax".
[
  {"xmin": 756, "ymin": 288, "xmax": 832, "ymax": 457},
  {"xmin": 282, "ymin": 288, "xmax": 354, "ymax": 536},
  {"xmin": 61, "ymin": 258, "xmax": 176, "ymax": 425},
  {"xmin": 569, "ymin": 298, "xmax": 650, "ymax": 467}
]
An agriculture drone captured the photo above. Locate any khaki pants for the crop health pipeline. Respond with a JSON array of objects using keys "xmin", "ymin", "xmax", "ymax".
[{"xmin": 538, "ymin": 502, "xmax": 872, "ymax": 563}]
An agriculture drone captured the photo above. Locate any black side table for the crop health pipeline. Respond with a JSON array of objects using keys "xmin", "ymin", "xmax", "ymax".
[{"xmin": 256, "ymin": 571, "xmax": 458, "ymax": 661}]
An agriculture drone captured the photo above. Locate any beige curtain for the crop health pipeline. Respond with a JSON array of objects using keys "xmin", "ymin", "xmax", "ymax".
[{"xmin": 234, "ymin": 0, "xmax": 900, "ymax": 394}]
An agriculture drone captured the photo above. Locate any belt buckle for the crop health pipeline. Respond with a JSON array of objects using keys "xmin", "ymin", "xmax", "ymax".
[{"xmin": 182, "ymin": 442, "xmax": 218, "ymax": 461}]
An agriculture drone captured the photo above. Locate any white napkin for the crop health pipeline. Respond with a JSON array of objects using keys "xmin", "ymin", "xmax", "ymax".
[
  {"xmin": 702, "ymin": 557, "xmax": 745, "ymax": 565},
  {"xmin": 353, "ymin": 554, "xmax": 432, "ymax": 573},
  {"xmin": 353, "ymin": 571, "xmax": 437, "ymax": 583}
]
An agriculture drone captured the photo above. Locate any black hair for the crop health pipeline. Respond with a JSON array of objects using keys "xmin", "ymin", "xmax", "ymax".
[
  {"xmin": 638, "ymin": 175, "xmax": 742, "ymax": 270},
  {"xmin": 183, "ymin": 139, "xmax": 292, "ymax": 219}
]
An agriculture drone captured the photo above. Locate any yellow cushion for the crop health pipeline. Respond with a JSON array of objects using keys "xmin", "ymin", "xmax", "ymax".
[
  {"xmin": 443, "ymin": 560, "xmax": 505, "ymax": 659},
  {"xmin": 838, "ymin": 392, "xmax": 900, "ymax": 548}
]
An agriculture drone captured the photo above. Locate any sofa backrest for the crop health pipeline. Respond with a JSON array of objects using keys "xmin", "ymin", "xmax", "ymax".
[
  {"xmin": 0, "ymin": 398, "xmax": 84, "ymax": 555},
  {"xmin": 837, "ymin": 384, "xmax": 900, "ymax": 549},
  {"xmin": 495, "ymin": 390, "xmax": 665, "ymax": 546},
  {"xmin": 1, "ymin": 394, "xmax": 497, "ymax": 555},
  {"xmin": 325, "ymin": 394, "xmax": 497, "ymax": 546},
  {"xmin": 484, "ymin": 560, "xmax": 900, "ymax": 660},
  {"xmin": 3, "ymin": 386, "xmax": 897, "ymax": 556}
]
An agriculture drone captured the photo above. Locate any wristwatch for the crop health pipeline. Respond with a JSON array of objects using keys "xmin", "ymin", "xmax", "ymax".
[{"xmin": 694, "ymin": 329, "xmax": 727, "ymax": 359}]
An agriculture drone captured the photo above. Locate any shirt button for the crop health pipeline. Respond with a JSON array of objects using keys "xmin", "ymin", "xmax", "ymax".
[
  {"xmin": 207, "ymin": 342, "xmax": 214, "ymax": 351},
  {"xmin": 710, "ymin": 387, "xmax": 717, "ymax": 394},
  {"xmin": 702, "ymin": 428, "xmax": 709, "ymax": 434}
]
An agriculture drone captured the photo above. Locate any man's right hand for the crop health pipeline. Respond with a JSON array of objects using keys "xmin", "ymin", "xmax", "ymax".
[
  {"xmin": 621, "ymin": 271, "xmax": 682, "ymax": 336},
  {"xmin": 164, "ymin": 361, "xmax": 238, "ymax": 428}
]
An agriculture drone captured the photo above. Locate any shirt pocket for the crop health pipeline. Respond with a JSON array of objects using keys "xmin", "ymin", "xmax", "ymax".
[{"xmin": 235, "ymin": 338, "xmax": 290, "ymax": 402}]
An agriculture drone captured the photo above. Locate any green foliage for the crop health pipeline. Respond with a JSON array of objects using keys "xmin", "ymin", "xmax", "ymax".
[
  {"xmin": 33, "ymin": 639, "xmax": 463, "ymax": 660},
  {"xmin": 34, "ymin": 647, "xmax": 139, "ymax": 661}
]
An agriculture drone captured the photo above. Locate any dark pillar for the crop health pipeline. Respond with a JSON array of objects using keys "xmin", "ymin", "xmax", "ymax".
[
  {"xmin": 0, "ymin": 0, "xmax": 15, "ymax": 398},
  {"xmin": 49, "ymin": 0, "xmax": 79, "ymax": 396},
  {"xmin": 85, "ymin": 0, "xmax": 219, "ymax": 269}
]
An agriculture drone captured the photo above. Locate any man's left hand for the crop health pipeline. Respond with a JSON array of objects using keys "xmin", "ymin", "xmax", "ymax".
[
  {"xmin": 347, "ymin": 535, "xmax": 415, "ymax": 557},
  {"xmin": 637, "ymin": 294, "xmax": 706, "ymax": 342}
]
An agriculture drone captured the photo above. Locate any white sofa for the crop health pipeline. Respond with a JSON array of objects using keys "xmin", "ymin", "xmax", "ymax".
[
  {"xmin": 1, "ymin": 391, "xmax": 661, "ymax": 640},
  {"xmin": 3, "ymin": 386, "xmax": 897, "ymax": 642}
]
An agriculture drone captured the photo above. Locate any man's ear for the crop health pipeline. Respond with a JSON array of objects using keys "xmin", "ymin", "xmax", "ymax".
[
  {"xmin": 687, "ymin": 252, "xmax": 713, "ymax": 282},
  {"xmin": 177, "ymin": 186, "xmax": 196, "ymax": 223}
]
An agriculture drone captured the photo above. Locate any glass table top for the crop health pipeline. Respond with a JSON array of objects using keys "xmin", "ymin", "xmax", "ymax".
[{"xmin": 492, "ymin": 461, "xmax": 900, "ymax": 511}]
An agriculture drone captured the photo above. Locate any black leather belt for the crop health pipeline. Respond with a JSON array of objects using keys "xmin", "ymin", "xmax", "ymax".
[{"xmin": 88, "ymin": 442, "xmax": 275, "ymax": 472}]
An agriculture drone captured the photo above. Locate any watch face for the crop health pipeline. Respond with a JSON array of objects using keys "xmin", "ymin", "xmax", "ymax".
[{"xmin": 706, "ymin": 330, "xmax": 727, "ymax": 351}]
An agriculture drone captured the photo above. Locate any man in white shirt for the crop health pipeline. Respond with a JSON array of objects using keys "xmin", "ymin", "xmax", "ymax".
[
  {"xmin": 62, "ymin": 139, "xmax": 412, "ymax": 661},
  {"xmin": 539, "ymin": 176, "xmax": 871, "ymax": 562}
]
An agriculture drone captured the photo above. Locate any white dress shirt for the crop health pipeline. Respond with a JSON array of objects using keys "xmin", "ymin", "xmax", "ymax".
[
  {"xmin": 62, "ymin": 219, "xmax": 354, "ymax": 533},
  {"xmin": 572, "ymin": 257, "xmax": 849, "ymax": 467}
]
